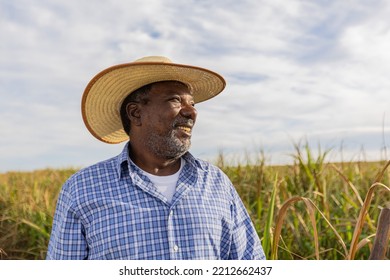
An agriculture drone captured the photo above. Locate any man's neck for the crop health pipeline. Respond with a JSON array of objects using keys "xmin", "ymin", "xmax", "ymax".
[{"xmin": 128, "ymin": 144, "xmax": 182, "ymax": 176}]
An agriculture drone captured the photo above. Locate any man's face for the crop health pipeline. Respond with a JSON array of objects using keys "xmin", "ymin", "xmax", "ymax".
[{"xmin": 140, "ymin": 81, "xmax": 197, "ymax": 159}]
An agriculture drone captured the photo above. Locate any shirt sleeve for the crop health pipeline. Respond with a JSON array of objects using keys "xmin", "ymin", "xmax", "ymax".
[
  {"xmin": 46, "ymin": 181, "xmax": 88, "ymax": 260},
  {"xmin": 229, "ymin": 186, "xmax": 266, "ymax": 260}
]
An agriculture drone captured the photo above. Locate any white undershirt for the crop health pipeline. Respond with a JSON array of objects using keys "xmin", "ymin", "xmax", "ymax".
[{"xmin": 141, "ymin": 158, "xmax": 184, "ymax": 202}]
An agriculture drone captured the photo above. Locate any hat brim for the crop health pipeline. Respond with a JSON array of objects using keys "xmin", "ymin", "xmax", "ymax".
[{"xmin": 82, "ymin": 61, "xmax": 226, "ymax": 144}]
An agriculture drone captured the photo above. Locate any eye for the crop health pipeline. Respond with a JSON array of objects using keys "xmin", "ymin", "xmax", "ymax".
[{"xmin": 169, "ymin": 96, "xmax": 181, "ymax": 103}]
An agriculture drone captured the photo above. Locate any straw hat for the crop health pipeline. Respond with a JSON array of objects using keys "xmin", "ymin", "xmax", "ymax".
[{"xmin": 81, "ymin": 56, "xmax": 226, "ymax": 144}]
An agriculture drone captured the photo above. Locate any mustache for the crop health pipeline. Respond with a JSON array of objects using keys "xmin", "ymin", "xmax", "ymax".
[{"xmin": 172, "ymin": 118, "xmax": 194, "ymax": 128}]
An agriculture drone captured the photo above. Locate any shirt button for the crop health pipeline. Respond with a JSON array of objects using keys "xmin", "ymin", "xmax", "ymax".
[
  {"xmin": 173, "ymin": 245, "xmax": 179, "ymax": 252},
  {"xmin": 170, "ymin": 210, "xmax": 174, "ymax": 216}
]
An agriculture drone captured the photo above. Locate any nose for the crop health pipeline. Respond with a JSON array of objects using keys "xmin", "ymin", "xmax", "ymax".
[{"xmin": 180, "ymin": 102, "xmax": 197, "ymax": 122}]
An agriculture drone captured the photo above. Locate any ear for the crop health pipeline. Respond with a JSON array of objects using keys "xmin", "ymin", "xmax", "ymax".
[{"xmin": 126, "ymin": 103, "xmax": 142, "ymax": 126}]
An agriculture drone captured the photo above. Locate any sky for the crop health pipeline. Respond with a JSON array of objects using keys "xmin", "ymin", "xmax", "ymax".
[{"xmin": 1, "ymin": 0, "xmax": 390, "ymax": 172}]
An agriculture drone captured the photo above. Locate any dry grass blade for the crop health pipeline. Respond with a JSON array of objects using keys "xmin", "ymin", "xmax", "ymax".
[
  {"xmin": 0, "ymin": 247, "xmax": 8, "ymax": 259},
  {"xmin": 348, "ymin": 182, "xmax": 390, "ymax": 260},
  {"xmin": 330, "ymin": 163, "xmax": 364, "ymax": 206},
  {"xmin": 373, "ymin": 160, "xmax": 390, "ymax": 183},
  {"xmin": 20, "ymin": 219, "xmax": 50, "ymax": 239},
  {"xmin": 308, "ymin": 201, "xmax": 348, "ymax": 257},
  {"xmin": 356, "ymin": 234, "xmax": 376, "ymax": 252},
  {"xmin": 272, "ymin": 196, "xmax": 319, "ymax": 260}
]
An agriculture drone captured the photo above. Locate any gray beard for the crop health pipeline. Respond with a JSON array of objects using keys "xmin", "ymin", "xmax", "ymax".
[{"xmin": 145, "ymin": 129, "xmax": 191, "ymax": 159}]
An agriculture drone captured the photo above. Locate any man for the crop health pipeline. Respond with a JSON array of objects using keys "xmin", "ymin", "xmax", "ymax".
[{"xmin": 46, "ymin": 56, "xmax": 265, "ymax": 260}]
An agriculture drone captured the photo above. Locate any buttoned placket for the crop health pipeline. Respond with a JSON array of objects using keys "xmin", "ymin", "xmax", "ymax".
[
  {"xmin": 124, "ymin": 151, "xmax": 200, "ymax": 260},
  {"xmin": 128, "ymin": 167, "xmax": 179, "ymax": 259},
  {"xmin": 167, "ymin": 162, "xmax": 198, "ymax": 259},
  {"xmin": 167, "ymin": 207, "xmax": 179, "ymax": 259}
]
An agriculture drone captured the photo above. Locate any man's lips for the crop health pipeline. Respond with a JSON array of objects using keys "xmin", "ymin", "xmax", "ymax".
[{"xmin": 173, "ymin": 118, "xmax": 194, "ymax": 136}]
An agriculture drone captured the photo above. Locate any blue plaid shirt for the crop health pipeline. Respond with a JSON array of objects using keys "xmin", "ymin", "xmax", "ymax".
[{"xmin": 46, "ymin": 143, "xmax": 265, "ymax": 260}]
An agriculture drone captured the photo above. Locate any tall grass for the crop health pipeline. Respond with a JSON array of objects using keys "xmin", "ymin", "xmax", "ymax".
[
  {"xmin": 0, "ymin": 169, "xmax": 77, "ymax": 259},
  {"xmin": 221, "ymin": 143, "xmax": 390, "ymax": 260},
  {"xmin": 0, "ymin": 144, "xmax": 389, "ymax": 259}
]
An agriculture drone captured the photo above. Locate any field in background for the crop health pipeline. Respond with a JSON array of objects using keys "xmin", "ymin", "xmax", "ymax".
[{"xmin": 0, "ymin": 145, "xmax": 389, "ymax": 260}]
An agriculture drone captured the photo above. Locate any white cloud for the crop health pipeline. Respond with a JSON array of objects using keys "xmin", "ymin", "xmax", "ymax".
[{"xmin": 1, "ymin": 0, "xmax": 390, "ymax": 171}]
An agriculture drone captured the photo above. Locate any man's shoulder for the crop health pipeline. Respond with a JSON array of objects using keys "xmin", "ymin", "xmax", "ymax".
[{"xmin": 65, "ymin": 155, "xmax": 120, "ymax": 188}]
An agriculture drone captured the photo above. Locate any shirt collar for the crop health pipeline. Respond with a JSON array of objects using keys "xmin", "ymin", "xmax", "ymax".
[{"xmin": 116, "ymin": 142, "xmax": 206, "ymax": 179}]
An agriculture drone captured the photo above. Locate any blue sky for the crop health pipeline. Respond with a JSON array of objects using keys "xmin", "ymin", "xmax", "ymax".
[{"xmin": 1, "ymin": 0, "xmax": 390, "ymax": 172}]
